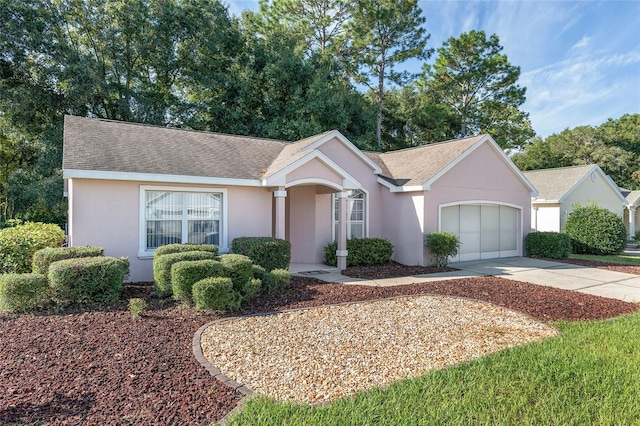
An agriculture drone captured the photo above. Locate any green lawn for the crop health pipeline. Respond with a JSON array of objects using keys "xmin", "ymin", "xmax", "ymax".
[
  {"xmin": 224, "ymin": 312, "xmax": 640, "ymax": 426},
  {"xmin": 569, "ymin": 253, "xmax": 640, "ymax": 266}
]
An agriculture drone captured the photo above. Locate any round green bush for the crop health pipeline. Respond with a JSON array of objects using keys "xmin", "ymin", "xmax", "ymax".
[
  {"xmin": 219, "ymin": 254, "xmax": 254, "ymax": 294},
  {"xmin": 170, "ymin": 259, "xmax": 226, "ymax": 304},
  {"xmin": 192, "ymin": 277, "xmax": 241, "ymax": 312},
  {"xmin": 323, "ymin": 238, "xmax": 394, "ymax": 267},
  {"xmin": 525, "ymin": 232, "xmax": 571, "ymax": 259},
  {"xmin": 32, "ymin": 246, "xmax": 104, "ymax": 274},
  {"xmin": 231, "ymin": 237, "xmax": 291, "ymax": 271},
  {"xmin": 48, "ymin": 257, "xmax": 129, "ymax": 306},
  {"xmin": 564, "ymin": 204, "xmax": 627, "ymax": 255},
  {"xmin": 0, "ymin": 273, "xmax": 51, "ymax": 313},
  {"xmin": 154, "ymin": 243, "xmax": 218, "ymax": 258},
  {"xmin": 0, "ymin": 222, "xmax": 65, "ymax": 273},
  {"xmin": 152, "ymin": 250, "xmax": 218, "ymax": 297},
  {"xmin": 424, "ymin": 232, "xmax": 460, "ymax": 267}
]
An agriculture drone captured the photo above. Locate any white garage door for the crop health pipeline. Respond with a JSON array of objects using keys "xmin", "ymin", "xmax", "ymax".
[{"xmin": 441, "ymin": 204, "xmax": 520, "ymax": 262}]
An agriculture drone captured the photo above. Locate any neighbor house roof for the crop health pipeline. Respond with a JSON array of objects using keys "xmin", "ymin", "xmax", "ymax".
[
  {"xmin": 523, "ymin": 164, "xmax": 626, "ymax": 204},
  {"xmin": 622, "ymin": 190, "xmax": 640, "ymax": 207}
]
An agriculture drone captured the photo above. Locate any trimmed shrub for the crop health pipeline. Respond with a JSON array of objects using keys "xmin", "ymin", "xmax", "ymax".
[
  {"xmin": 564, "ymin": 204, "xmax": 627, "ymax": 255},
  {"xmin": 324, "ymin": 238, "xmax": 393, "ymax": 267},
  {"xmin": 153, "ymin": 251, "xmax": 218, "ymax": 297},
  {"xmin": 253, "ymin": 265, "xmax": 291, "ymax": 295},
  {"xmin": 219, "ymin": 254, "xmax": 254, "ymax": 294},
  {"xmin": 0, "ymin": 222, "xmax": 65, "ymax": 273},
  {"xmin": 128, "ymin": 298, "xmax": 147, "ymax": 318},
  {"xmin": 242, "ymin": 278, "xmax": 262, "ymax": 302},
  {"xmin": 424, "ymin": 232, "xmax": 461, "ymax": 268},
  {"xmin": 48, "ymin": 257, "xmax": 129, "ymax": 306},
  {"xmin": 154, "ymin": 243, "xmax": 218, "ymax": 257},
  {"xmin": 0, "ymin": 273, "xmax": 50, "ymax": 313},
  {"xmin": 171, "ymin": 259, "xmax": 226, "ymax": 303},
  {"xmin": 231, "ymin": 237, "xmax": 291, "ymax": 271},
  {"xmin": 192, "ymin": 277, "xmax": 241, "ymax": 312},
  {"xmin": 32, "ymin": 246, "xmax": 104, "ymax": 274},
  {"xmin": 525, "ymin": 232, "xmax": 571, "ymax": 259}
]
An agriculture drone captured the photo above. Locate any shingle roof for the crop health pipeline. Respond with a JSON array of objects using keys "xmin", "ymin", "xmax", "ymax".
[
  {"xmin": 63, "ymin": 115, "xmax": 287, "ymax": 180},
  {"xmin": 367, "ymin": 135, "xmax": 487, "ymax": 186},
  {"xmin": 624, "ymin": 190, "xmax": 640, "ymax": 206},
  {"xmin": 522, "ymin": 165, "xmax": 595, "ymax": 201}
]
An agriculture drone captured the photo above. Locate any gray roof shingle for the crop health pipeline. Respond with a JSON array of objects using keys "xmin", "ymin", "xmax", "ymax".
[{"xmin": 522, "ymin": 165, "xmax": 595, "ymax": 201}]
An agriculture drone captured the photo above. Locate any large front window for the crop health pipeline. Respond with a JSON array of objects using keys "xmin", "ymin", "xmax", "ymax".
[
  {"xmin": 142, "ymin": 188, "xmax": 223, "ymax": 253},
  {"xmin": 333, "ymin": 189, "xmax": 366, "ymax": 239}
]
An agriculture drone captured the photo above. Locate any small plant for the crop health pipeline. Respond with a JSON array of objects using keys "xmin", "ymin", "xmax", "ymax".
[
  {"xmin": 128, "ymin": 298, "xmax": 147, "ymax": 318},
  {"xmin": 424, "ymin": 231, "xmax": 460, "ymax": 268}
]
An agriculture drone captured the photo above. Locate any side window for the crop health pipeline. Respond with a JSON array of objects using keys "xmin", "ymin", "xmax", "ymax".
[{"xmin": 333, "ymin": 189, "xmax": 366, "ymax": 240}]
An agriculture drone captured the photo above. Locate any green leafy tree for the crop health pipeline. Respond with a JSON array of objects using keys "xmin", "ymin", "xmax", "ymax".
[
  {"xmin": 421, "ymin": 30, "xmax": 533, "ymax": 150},
  {"xmin": 347, "ymin": 0, "xmax": 431, "ymax": 150},
  {"xmin": 512, "ymin": 115, "xmax": 639, "ymax": 189}
]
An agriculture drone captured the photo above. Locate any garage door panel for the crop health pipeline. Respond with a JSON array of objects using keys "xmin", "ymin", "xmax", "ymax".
[{"xmin": 440, "ymin": 203, "xmax": 520, "ymax": 262}]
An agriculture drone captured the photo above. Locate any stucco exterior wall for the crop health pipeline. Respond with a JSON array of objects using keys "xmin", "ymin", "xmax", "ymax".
[
  {"xmin": 532, "ymin": 204, "xmax": 561, "ymax": 232},
  {"xmin": 67, "ymin": 179, "xmax": 272, "ymax": 282},
  {"xmin": 379, "ymin": 191, "xmax": 425, "ymax": 266},
  {"xmin": 560, "ymin": 172, "xmax": 625, "ymax": 230}
]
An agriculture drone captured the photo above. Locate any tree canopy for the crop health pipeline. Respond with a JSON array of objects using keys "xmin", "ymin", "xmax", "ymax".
[{"xmin": 1, "ymin": 0, "xmax": 634, "ymax": 227}]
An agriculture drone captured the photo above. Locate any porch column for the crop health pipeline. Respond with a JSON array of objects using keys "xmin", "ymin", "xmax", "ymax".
[
  {"xmin": 336, "ymin": 191, "xmax": 348, "ymax": 271},
  {"xmin": 274, "ymin": 187, "xmax": 287, "ymax": 240},
  {"xmin": 630, "ymin": 206, "xmax": 636, "ymax": 239}
]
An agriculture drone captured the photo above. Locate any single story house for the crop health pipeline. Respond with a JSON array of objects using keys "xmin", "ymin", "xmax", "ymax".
[
  {"xmin": 63, "ymin": 115, "xmax": 537, "ymax": 281},
  {"xmin": 523, "ymin": 164, "xmax": 627, "ymax": 233},
  {"xmin": 622, "ymin": 190, "xmax": 640, "ymax": 239}
]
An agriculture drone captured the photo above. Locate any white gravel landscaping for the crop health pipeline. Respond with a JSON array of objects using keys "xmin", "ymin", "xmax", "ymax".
[{"xmin": 200, "ymin": 295, "xmax": 560, "ymax": 404}]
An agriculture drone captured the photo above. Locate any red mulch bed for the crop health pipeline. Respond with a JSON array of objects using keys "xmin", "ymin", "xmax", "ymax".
[
  {"xmin": 558, "ymin": 258, "xmax": 640, "ymax": 275},
  {"xmin": 343, "ymin": 261, "xmax": 455, "ymax": 279},
  {"xmin": 2, "ymin": 273, "xmax": 638, "ymax": 425}
]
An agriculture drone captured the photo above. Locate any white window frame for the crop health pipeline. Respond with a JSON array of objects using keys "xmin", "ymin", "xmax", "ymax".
[
  {"xmin": 332, "ymin": 189, "xmax": 369, "ymax": 240},
  {"xmin": 139, "ymin": 185, "xmax": 228, "ymax": 258}
]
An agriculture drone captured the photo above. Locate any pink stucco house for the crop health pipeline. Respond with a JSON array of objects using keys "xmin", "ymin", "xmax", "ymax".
[{"xmin": 62, "ymin": 115, "xmax": 537, "ymax": 281}]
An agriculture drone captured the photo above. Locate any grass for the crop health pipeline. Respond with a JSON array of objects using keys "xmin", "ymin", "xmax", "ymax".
[
  {"xmin": 224, "ymin": 312, "xmax": 640, "ymax": 425},
  {"xmin": 569, "ymin": 253, "xmax": 640, "ymax": 266}
]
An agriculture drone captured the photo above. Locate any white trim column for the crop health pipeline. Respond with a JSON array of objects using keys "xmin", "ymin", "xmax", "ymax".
[
  {"xmin": 274, "ymin": 187, "xmax": 287, "ymax": 240},
  {"xmin": 336, "ymin": 191, "xmax": 348, "ymax": 270},
  {"xmin": 630, "ymin": 206, "xmax": 636, "ymax": 240}
]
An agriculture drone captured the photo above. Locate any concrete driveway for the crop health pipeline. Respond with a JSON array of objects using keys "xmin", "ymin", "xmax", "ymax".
[
  {"xmin": 292, "ymin": 257, "xmax": 640, "ymax": 303},
  {"xmin": 455, "ymin": 257, "xmax": 640, "ymax": 303}
]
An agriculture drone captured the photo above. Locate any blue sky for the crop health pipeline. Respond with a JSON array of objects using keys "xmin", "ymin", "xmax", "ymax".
[{"xmin": 226, "ymin": 0, "xmax": 640, "ymax": 138}]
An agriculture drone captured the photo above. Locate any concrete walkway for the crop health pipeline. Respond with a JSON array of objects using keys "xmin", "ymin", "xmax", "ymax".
[{"xmin": 291, "ymin": 257, "xmax": 640, "ymax": 303}]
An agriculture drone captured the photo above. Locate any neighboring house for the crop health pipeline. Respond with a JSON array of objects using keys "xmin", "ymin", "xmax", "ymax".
[
  {"xmin": 523, "ymin": 165, "xmax": 627, "ymax": 233},
  {"xmin": 621, "ymin": 190, "xmax": 640, "ymax": 239},
  {"xmin": 63, "ymin": 115, "xmax": 536, "ymax": 281}
]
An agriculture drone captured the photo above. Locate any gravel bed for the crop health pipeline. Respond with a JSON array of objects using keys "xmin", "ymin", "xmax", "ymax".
[{"xmin": 201, "ymin": 295, "xmax": 559, "ymax": 403}]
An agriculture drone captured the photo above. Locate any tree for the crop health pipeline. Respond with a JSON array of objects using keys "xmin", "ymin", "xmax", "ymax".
[
  {"xmin": 512, "ymin": 115, "xmax": 640, "ymax": 189},
  {"xmin": 421, "ymin": 30, "xmax": 533, "ymax": 150},
  {"xmin": 347, "ymin": 0, "xmax": 431, "ymax": 150}
]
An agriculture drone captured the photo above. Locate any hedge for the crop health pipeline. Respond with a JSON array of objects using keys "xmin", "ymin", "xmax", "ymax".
[
  {"xmin": 154, "ymin": 243, "xmax": 218, "ymax": 257},
  {"xmin": 0, "ymin": 222, "xmax": 66, "ymax": 273},
  {"xmin": 564, "ymin": 204, "xmax": 627, "ymax": 255},
  {"xmin": 171, "ymin": 259, "xmax": 226, "ymax": 303},
  {"xmin": 231, "ymin": 237, "xmax": 291, "ymax": 271},
  {"xmin": 32, "ymin": 246, "xmax": 104, "ymax": 274},
  {"xmin": 153, "ymin": 251, "xmax": 218, "ymax": 297},
  {"xmin": 48, "ymin": 257, "xmax": 129, "ymax": 306},
  {"xmin": 0, "ymin": 273, "xmax": 50, "ymax": 313},
  {"xmin": 525, "ymin": 232, "xmax": 571, "ymax": 259},
  {"xmin": 253, "ymin": 265, "xmax": 291, "ymax": 295},
  {"xmin": 192, "ymin": 277, "xmax": 241, "ymax": 312},
  {"xmin": 324, "ymin": 238, "xmax": 393, "ymax": 267}
]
